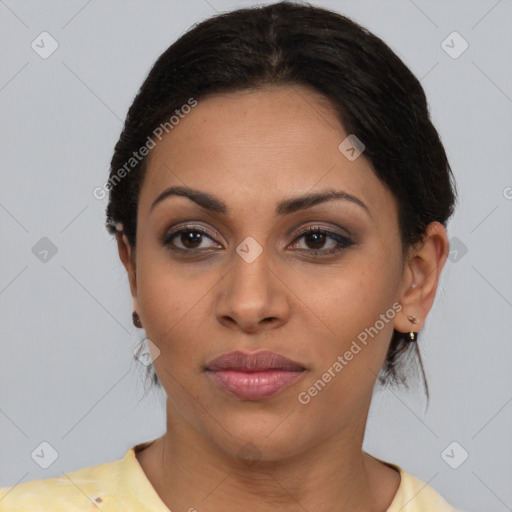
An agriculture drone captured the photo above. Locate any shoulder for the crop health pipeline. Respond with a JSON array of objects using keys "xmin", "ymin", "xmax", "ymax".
[
  {"xmin": 0, "ymin": 454, "xmax": 126, "ymax": 511},
  {"xmin": 388, "ymin": 465, "xmax": 464, "ymax": 512}
]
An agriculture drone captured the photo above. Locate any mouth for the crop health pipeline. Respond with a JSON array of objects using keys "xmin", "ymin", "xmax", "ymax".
[{"xmin": 205, "ymin": 350, "xmax": 306, "ymax": 400}]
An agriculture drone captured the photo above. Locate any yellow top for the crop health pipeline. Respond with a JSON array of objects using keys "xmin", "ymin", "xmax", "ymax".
[{"xmin": 0, "ymin": 441, "xmax": 461, "ymax": 511}]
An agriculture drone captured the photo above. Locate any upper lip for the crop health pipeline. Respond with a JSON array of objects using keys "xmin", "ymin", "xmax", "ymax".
[{"xmin": 205, "ymin": 350, "xmax": 305, "ymax": 372}]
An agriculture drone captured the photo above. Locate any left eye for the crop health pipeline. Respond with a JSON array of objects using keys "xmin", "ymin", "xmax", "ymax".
[{"xmin": 290, "ymin": 227, "xmax": 353, "ymax": 254}]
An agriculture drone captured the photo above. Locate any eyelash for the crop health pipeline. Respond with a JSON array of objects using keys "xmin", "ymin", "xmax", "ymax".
[{"xmin": 161, "ymin": 224, "xmax": 354, "ymax": 258}]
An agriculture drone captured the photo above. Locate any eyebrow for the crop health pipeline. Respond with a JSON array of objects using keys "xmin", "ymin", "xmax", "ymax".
[{"xmin": 150, "ymin": 186, "xmax": 370, "ymax": 217}]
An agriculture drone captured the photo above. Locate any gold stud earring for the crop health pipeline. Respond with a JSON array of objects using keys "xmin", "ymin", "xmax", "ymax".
[{"xmin": 407, "ymin": 315, "xmax": 418, "ymax": 342}]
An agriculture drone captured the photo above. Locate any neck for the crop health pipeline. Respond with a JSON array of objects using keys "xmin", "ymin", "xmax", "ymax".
[{"xmin": 137, "ymin": 396, "xmax": 400, "ymax": 512}]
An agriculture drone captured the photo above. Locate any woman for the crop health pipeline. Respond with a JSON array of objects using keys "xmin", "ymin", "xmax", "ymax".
[{"xmin": 0, "ymin": 1, "xmax": 462, "ymax": 510}]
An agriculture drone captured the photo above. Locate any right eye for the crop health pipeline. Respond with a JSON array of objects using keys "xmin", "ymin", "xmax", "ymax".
[{"xmin": 161, "ymin": 225, "xmax": 221, "ymax": 252}]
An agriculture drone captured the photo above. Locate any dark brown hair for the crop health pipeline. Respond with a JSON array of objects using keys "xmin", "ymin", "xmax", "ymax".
[{"xmin": 105, "ymin": 1, "xmax": 457, "ymax": 402}]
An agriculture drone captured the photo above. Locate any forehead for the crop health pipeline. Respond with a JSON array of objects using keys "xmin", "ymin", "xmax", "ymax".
[{"xmin": 138, "ymin": 85, "xmax": 396, "ymax": 223}]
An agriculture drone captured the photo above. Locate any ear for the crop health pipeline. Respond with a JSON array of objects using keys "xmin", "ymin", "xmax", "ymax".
[
  {"xmin": 116, "ymin": 232, "xmax": 140, "ymax": 313},
  {"xmin": 394, "ymin": 221, "xmax": 450, "ymax": 335}
]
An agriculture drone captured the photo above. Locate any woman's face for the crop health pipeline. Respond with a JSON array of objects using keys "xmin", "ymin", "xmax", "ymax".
[{"xmin": 122, "ymin": 85, "xmax": 421, "ymax": 461}]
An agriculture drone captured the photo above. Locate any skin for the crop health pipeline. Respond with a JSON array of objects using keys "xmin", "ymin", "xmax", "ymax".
[{"xmin": 117, "ymin": 84, "xmax": 449, "ymax": 511}]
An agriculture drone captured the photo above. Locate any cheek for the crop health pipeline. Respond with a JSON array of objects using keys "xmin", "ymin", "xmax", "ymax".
[
  {"xmin": 135, "ymin": 248, "xmax": 220, "ymax": 369},
  {"xmin": 293, "ymin": 264, "xmax": 400, "ymax": 433},
  {"xmin": 136, "ymin": 250, "xmax": 188, "ymax": 345},
  {"xmin": 313, "ymin": 252, "xmax": 400, "ymax": 331},
  {"xmin": 303, "ymin": 246, "xmax": 402, "ymax": 377}
]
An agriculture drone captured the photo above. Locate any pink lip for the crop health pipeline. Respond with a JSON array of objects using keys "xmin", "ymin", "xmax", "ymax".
[{"xmin": 205, "ymin": 350, "xmax": 306, "ymax": 400}]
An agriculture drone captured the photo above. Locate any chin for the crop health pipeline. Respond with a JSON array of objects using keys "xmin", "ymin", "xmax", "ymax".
[{"xmin": 203, "ymin": 408, "xmax": 314, "ymax": 462}]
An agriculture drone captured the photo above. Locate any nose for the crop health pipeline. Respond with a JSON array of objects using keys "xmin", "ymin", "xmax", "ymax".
[{"xmin": 215, "ymin": 244, "xmax": 290, "ymax": 334}]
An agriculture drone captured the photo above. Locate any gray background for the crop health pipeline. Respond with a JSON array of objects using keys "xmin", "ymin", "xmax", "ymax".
[{"xmin": 1, "ymin": 1, "xmax": 511, "ymax": 511}]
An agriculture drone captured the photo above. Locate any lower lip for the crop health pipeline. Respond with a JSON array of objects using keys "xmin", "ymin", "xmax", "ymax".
[{"xmin": 207, "ymin": 369, "xmax": 305, "ymax": 400}]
